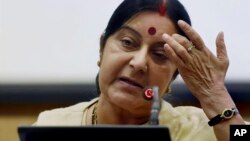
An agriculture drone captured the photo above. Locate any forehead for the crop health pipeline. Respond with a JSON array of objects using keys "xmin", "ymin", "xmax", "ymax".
[{"xmin": 124, "ymin": 11, "xmax": 177, "ymax": 35}]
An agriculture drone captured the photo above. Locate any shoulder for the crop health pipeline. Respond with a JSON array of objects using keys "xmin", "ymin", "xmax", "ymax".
[
  {"xmin": 160, "ymin": 100, "xmax": 216, "ymax": 141},
  {"xmin": 160, "ymin": 100, "xmax": 208, "ymax": 122},
  {"xmin": 35, "ymin": 98, "xmax": 98, "ymax": 126}
]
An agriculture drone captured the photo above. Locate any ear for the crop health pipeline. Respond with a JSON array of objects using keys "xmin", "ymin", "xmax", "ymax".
[
  {"xmin": 99, "ymin": 33, "xmax": 105, "ymax": 54},
  {"xmin": 98, "ymin": 53, "xmax": 103, "ymax": 67},
  {"xmin": 98, "ymin": 34, "xmax": 105, "ymax": 67}
]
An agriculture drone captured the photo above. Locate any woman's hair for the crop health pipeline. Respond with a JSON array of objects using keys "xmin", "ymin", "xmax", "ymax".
[
  {"xmin": 100, "ymin": 0, "xmax": 191, "ymax": 51},
  {"xmin": 96, "ymin": 0, "xmax": 191, "ymax": 94}
]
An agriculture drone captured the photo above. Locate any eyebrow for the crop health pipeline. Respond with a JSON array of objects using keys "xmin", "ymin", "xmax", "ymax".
[
  {"xmin": 118, "ymin": 26, "xmax": 165, "ymax": 48},
  {"xmin": 119, "ymin": 26, "xmax": 142, "ymax": 39}
]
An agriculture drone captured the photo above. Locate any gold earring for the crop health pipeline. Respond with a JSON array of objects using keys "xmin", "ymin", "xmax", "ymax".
[
  {"xmin": 165, "ymin": 87, "xmax": 171, "ymax": 94},
  {"xmin": 143, "ymin": 65, "xmax": 148, "ymax": 72},
  {"xmin": 97, "ymin": 61, "xmax": 100, "ymax": 67}
]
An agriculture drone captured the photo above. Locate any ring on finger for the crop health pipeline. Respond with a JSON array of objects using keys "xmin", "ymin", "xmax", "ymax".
[{"xmin": 187, "ymin": 42, "xmax": 195, "ymax": 52}]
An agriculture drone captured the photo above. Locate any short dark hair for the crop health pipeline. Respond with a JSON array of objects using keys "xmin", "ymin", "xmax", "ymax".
[{"xmin": 96, "ymin": 0, "xmax": 191, "ymax": 94}]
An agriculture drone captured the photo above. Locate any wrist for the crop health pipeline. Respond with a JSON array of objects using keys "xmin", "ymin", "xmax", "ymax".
[
  {"xmin": 208, "ymin": 107, "xmax": 239, "ymax": 126},
  {"xmin": 199, "ymin": 90, "xmax": 236, "ymax": 119}
]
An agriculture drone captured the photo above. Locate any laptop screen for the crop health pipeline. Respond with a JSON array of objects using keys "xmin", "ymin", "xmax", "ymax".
[{"xmin": 18, "ymin": 125, "xmax": 171, "ymax": 141}]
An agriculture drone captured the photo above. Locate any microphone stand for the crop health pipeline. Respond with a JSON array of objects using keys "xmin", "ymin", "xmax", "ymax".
[{"xmin": 149, "ymin": 86, "xmax": 160, "ymax": 125}]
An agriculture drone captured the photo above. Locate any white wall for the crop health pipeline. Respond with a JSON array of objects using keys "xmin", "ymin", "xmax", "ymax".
[
  {"xmin": 180, "ymin": 0, "xmax": 250, "ymax": 83},
  {"xmin": 0, "ymin": 0, "xmax": 249, "ymax": 84}
]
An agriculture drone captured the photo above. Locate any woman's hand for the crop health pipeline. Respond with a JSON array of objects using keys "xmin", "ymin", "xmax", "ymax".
[
  {"xmin": 162, "ymin": 20, "xmax": 246, "ymax": 141},
  {"xmin": 162, "ymin": 20, "xmax": 239, "ymax": 119},
  {"xmin": 162, "ymin": 20, "xmax": 229, "ymax": 102}
]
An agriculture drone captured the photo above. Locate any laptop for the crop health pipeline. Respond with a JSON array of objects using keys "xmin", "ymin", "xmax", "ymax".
[{"xmin": 18, "ymin": 125, "xmax": 171, "ymax": 141}]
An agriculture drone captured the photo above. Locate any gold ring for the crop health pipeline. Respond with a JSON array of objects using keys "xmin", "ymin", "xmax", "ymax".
[{"xmin": 187, "ymin": 42, "xmax": 195, "ymax": 52}]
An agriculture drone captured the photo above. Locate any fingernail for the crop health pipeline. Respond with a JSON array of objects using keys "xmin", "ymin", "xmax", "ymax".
[
  {"xmin": 177, "ymin": 20, "xmax": 185, "ymax": 26},
  {"xmin": 220, "ymin": 31, "xmax": 224, "ymax": 38},
  {"xmin": 164, "ymin": 44, "xmax": 169, "ymax": 49},
  {"xmin": 162, "ymin": 33, "xmax": 170, "ymax": 41}
]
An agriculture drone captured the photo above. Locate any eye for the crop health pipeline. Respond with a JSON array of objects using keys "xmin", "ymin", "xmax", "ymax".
[
  {"xmin": 120, "ymin": 37, "xmax": 138, "ymax": 49},
  {"xmin": 153, "ymin": 50, "xmax": 168, "ymax": 60}
]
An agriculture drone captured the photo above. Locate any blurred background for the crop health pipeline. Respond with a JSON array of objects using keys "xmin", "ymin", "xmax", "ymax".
[{"xmin": 1, "ymin": 0, "xmax": 250, "ymax": 141}]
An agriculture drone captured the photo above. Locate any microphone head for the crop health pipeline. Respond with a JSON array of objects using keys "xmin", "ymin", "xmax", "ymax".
[{"xmin": 143, "ymin": 88, "xmax": 154, "ymax": 100}]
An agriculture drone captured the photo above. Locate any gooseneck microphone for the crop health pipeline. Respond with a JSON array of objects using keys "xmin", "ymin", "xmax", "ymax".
[
  {"xmin": 149, "ymin": 86, "xmax": 160, "ymax": 125},
  {"xmin": 142, "ymin": 75, "xmax": 160, "ymax": 125},
  {"xmin": 144, "ymin": 88, "xmax": 154, "ymax": 100}
]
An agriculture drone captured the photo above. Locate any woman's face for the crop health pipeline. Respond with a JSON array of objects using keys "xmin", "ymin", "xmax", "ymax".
[{"xmin": 99, "ymin": 11, "xmax": 177, "ymax": 115}]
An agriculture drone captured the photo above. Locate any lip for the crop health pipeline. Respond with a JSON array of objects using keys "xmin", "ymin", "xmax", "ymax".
[{"xmin": 118, "ymin": 76, "xmax": 144, "ymax": 90}]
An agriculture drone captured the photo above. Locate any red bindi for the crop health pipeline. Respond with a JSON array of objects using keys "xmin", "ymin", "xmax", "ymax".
[{"xmin": 148, "ymin": 27, "xmax": 157, "ymax": 36}]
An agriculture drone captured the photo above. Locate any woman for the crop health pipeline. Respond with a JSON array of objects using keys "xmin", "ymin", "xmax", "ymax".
[{"xmin": 35, "ymin": 0, "xmax": 247, "ymax": 140}]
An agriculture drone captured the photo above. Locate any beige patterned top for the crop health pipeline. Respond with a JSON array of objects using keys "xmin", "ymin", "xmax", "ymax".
[{"xmin": 34, "ymin": 97, "xmax": 216, "ymax": 141}]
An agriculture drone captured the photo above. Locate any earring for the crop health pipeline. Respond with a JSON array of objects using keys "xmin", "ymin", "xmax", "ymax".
[
  {"xmin": 165, "ymin": 87, "xmax": 171, "ymax": 94},
  {"xmin": 143, "ymin": 66, "xmax": 148, "ymax": 72},
  {"xmin": 97, "ymin": 61, "xmax": 100, "ymax": 67}
]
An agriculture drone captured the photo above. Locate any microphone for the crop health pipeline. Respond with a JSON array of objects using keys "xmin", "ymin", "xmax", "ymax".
[
  {"xmin": 149, "ymin": 86, "xmax": 160, "ymax": 125},
  {"xmin": 144, "ymin": 88, "xmax": 154, "ymax": 100}
]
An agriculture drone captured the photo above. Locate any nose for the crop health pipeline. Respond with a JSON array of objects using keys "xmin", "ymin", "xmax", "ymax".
[{"xmin": 129, "ymin": 48, "xmax": 148, "ymax": 73}]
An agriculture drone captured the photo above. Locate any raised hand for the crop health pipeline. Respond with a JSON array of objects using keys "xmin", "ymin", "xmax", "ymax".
[{"xmin": 162, "ymin": 20, "xmax": 229, "ymax": 101}]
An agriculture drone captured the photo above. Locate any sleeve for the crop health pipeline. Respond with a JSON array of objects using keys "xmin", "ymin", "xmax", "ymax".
[{"xmin": 159, "ymin": 103, "xmax": 217, "ymax": 141}]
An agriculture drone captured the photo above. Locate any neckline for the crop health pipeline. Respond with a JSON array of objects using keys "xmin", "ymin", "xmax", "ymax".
[
  {"xmin": 81, "ymin": 98, "xmax": 99, "ymax": 125},
  {"xmin": 91, "ymin": 101, "xmax": 98, "ymax": 125}
]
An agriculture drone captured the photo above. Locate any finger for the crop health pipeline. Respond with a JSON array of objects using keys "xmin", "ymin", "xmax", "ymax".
[
  {"xmin": 172, "ymin": 34, "xmax": 190, "ymax": 48},
  {"xmin": 164, "ymin": 44, "xmax": 184, "ymax": 67},
  {"xmin": 162, "ymin": 34, "xmax": 192, "ymax": 64},
  {"xmin": 177, "ymin": 20, "xmax": 205, "ymax": 50},
  {"xmin": 172, "ymin": 34, "xmax": 195, "ymax": 53},
  {"xmin": 216, "ymin": 32, "xmax": 228, "ymax": 62}
]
